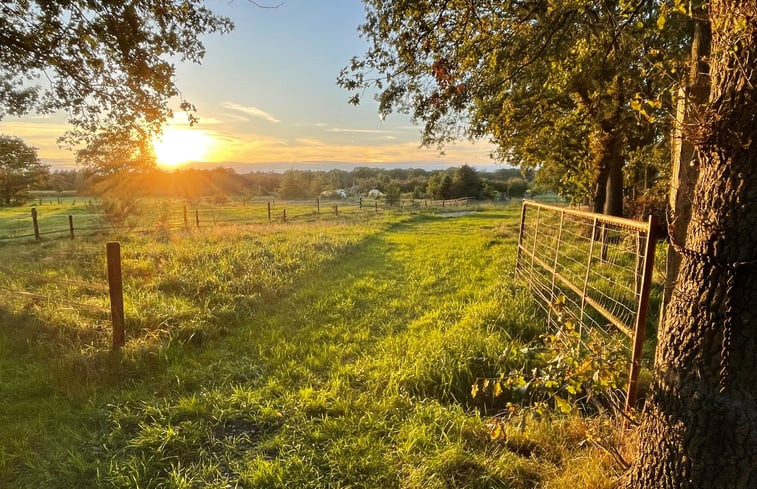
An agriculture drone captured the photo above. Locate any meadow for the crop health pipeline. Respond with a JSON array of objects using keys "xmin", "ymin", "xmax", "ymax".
[{"xmin": 0, "ymin": 201, "xmax": 628, "ymax": 488}]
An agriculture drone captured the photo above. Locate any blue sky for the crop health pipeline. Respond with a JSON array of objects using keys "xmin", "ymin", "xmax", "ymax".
[{"xmin": 2, "ymin": 0, "xmax": 498, "ymax": 171}]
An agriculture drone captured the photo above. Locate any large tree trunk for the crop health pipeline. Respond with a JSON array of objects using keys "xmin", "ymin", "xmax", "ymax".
[
  {"xmin": 591, "ymin": 76, "xmax": 625, "ymax": 217},
  {"xmin": 603, "ymin": 130, "xmax": 624, "ymax": 217},
  {"xmin": 591, "ymin": 123, "xmax": 624, "ymax": 216},
  {"xmin": 625, "ymin": 2, "xmax": 757, "ymax": 487},
  {"xmin": 663, "ymin": 20, "xmax": 710, "ymax": 311},
  {"xmin": 592, "ymin": 133, "xmax": 611, "ymax": 214}
]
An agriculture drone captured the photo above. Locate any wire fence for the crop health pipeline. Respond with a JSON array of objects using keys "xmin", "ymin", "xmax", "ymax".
[
  {"xmin": 515, "ymin": 200, "xmax": 658, "ymax": 410},
  {"xmin": 0, "ymin": 242, "xmax": 126, "ymax": 349},
  {"xmin": 0, "ymin": 197, "xmax": 470, "ymax": 243}
]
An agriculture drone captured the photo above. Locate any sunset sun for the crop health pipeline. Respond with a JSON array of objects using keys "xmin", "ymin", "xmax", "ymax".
[{"xmin": 153, "ymin": 128, "xmax": 214, "ymax": 167}]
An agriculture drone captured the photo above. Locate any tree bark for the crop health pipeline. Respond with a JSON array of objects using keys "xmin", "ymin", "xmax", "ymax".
[
  {"xmin": 603, "ymin": 129, "xmax": 624, "ymax": 217},
  {"xmin": 626, "ymin": 2, "xmax": 757, "ymax": 487},
  {"xmin": 663, "ymin": 20, "xmax": 710, "ymax": 312},
  {"xmin": 592, "ymin": 131, "xmax": 611, "ymax": 214},
  {"xmin": 591, "ymin": 76, "xmax": 626, "ymax": 217}
]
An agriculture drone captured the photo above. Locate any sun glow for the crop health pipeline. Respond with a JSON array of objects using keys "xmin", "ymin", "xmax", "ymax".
[{"xmin": 153, "ymin": 128, "xmax": 214, "ymax": 167}]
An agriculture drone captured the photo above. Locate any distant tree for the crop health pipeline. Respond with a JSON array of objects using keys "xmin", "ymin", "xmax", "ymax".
[
  {"xmin": 0, "ymin": 135, "xmax": 49, "ymax": 205},
  {"xmin": 438, "ymin": 174, "xmax": 453, "ymax": 200},
  {"xmin": 384, "ymin": 182, "xmax": 401, "ymax": 205},
  {"xmin": 425, "ymin": 173, "xmax": 442, "ymax": 199},
  {"xmin": 505, "ymin": 178, "xmax": 529, "ymax": 199},
  {"xmin": 451, "ymin": 165, "xmax": 483, "ymax": 199},
  {"xmin": 278, "ymin": 170, "xmax": 312, "ymax": 200}
]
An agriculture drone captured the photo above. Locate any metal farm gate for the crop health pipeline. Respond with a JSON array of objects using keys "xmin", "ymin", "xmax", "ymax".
[{"xmin": 515, "ymin": 201, "xmax": 658, "ymax": 410}]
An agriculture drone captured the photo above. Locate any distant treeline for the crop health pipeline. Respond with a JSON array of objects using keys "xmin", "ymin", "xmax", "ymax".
[{"xmin": 37, "ymin": 165, "xmax": 532, "ymax": 200}]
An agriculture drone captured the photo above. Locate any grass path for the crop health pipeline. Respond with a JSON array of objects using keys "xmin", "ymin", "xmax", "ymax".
[{"xmin": 2, "ymin": 207, "xmax": 615, "ymax": 488}]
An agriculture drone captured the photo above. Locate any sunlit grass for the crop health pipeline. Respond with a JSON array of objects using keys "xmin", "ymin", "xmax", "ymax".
[{"xmin": 0, "ymin": 203, "xmax": 626, "ymax": 488}]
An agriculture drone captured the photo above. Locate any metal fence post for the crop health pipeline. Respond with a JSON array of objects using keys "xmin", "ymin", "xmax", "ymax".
[
  {"xmin": 580, "ymin": 217, "xmax": 598, "ymax": 323},
  {"xmin": 547, "ymin": 210, "xmax": 566, "ymax": 324},
  {"xmin": 515, "ymin": 202, "xmax": 527, "ymax": 275}
]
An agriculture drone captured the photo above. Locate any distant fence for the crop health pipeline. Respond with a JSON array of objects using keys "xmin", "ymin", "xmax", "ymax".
[
  {"xmin": 0, "ymin": 242, "xmax": 126, "ymax": 350},
  {"xmin": 0, "ymin": 198, "xmax": 469, "ymax": 243},
  {"xmin": 515, "ymin": 201, "xmax": 658, "ymax": 410}
]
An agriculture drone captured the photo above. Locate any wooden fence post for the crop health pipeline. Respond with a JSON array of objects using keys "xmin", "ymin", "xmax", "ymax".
[
  {"xmin": 375, "ymin": 201, "xmax": 378, "ymax": 212},
  {"xmin": 283, "ymin": 209, "xmax": 287, "ymax": 223},
  {"xmin": 106, "ymin": 242, "xmax": 125, "ymax": 350},
  {"xmin": 359, "ymin": 197, "xmax": 363, "ymax": 209},
  {"xmin": 267, "ymin": 202, "xmax": 272, "ymax": 222},
  {"xmin": 334, "ymin": 205, "xmax": 338, "ymax": 216},
  {"xmin": 626, "ymin": 215, "xmax": 658, "ymax": 411},
  {"xmin": 317, "ymin": 199, "xmax": 320, "ymax": 214},
  {"xmin": 31, "ymin": 207, "xmax": 40, "ymax": 240},
  {"xmin": 195, "ymin": 209, "xmax": 200, "ymax": 228},
  {"xmin": 68, "ymin": 215, "xmax": 74, "ymax": 239}
]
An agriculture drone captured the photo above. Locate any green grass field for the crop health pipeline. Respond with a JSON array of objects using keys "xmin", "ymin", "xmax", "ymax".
[{"xmin": 0, "ymin": 204, "xmax": 626, "ymax": 488}]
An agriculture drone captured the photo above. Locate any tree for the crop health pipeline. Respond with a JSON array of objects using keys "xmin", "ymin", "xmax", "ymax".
[
  {"xmin": 0, "ymin": 0, "xmax": 233, "ymax": 149},
  {"xmin": 626, "ymin": 1, "xmax": 757, "ymax": 486},
  {"xmin": 0, "ymin": 135, "xmax": 49, "ymax": 205},
  {"xmin": 451, "ymin": 164, "xmax": 483, "ymax": 199},
  {"xmin": 384, "ymin": 182, "xmax": 402, "ymax": 205},
  {"xmin": 340, "ymin": 1, "xmax": 689, "ymax": 215}
]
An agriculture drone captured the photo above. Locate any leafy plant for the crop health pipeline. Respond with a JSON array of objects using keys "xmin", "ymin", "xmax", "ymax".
[
  {"xmin": 100, "ymin": 197, "xmax": 142, "ymax": 229},
  {"xmin": 472, "ymin": 296, "xmax": 628, "ymax": 415}
]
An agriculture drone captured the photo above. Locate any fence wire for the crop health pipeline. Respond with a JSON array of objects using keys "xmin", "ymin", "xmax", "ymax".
[{"xmin": 515, "ymin": 201, "xmax": 657, "ymax": 408}]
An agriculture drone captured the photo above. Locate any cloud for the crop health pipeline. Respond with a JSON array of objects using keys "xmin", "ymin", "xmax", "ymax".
[
  {"xmin": 222, "ymin": 113, "xmax": 252, "ymax": 123},
  {"xmin": 295, "ymin": 138, "xmax": 326, "ymax": 146},
  {"xmin": 294, "ymin": 122, "xmax": 328, "ymax": 128},
  {"xmin": 221, "ymin": 102, "xmax": 281, "ymax": 123},
  {"xmin": 326, "ymin": 128, "xmax": 396, "ymax": 134}
]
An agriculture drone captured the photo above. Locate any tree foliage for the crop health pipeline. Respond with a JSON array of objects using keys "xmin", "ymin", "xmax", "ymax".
[
  {"xmin": 340, "ymin": 0, "xmax": 691, "ymax": 215},
  {"xmin": 0, "ymin": 0, "xmax": 233, "ymax": 148},
  {"xmin": 0, "ymin": 135, "xmax": 49, "ymax": 205}
]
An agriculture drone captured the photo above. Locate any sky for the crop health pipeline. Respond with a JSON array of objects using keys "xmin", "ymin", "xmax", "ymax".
[{"xmin": 1, "ymin": 0, "xmax": 500, "ymax": 172}]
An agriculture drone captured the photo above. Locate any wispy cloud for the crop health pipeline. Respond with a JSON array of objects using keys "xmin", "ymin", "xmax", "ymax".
[
  {"xmin": 223, "ymin": 113, "xmax": 252, "ymax": 123},
  {"xmin": 221, "ymin": 102, "xmax": 280, "ymax": 123},
  {"xmin": 326, "ymin": 128, "xmax": 396, "ymax": 134},
  {"xmin": 293, "ymin": 122, "xmax": 329, "ymax": 128},
  {"xmin": 295, "ymin": 138, "xmax": 326, "ymax": 146}
]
